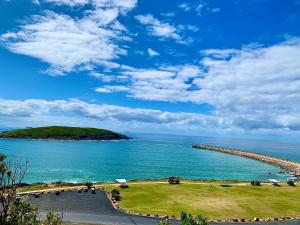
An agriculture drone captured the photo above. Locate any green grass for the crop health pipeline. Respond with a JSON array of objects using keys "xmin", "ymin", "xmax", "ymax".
[
  {"xmin": 0, "ymin": 126, "xmax": 129, "ymax": 140},
  {"xmin": 105, "ymin": 182, "xmax": 300, "ymax": 219}
]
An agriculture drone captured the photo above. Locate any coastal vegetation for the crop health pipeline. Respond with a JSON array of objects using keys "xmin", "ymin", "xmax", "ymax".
[
  {"xmin": 0, "ymin": 153, "xmax": 62, "ymax": 225},
  {"xmin": 0, "ymin": 126, "xmax": 130, "ymax": 140},
  {"xmin": 103, "ymin": 181, "xmax": 300, "ymax": 220},
  {"xmin": 111, "ymin": 189, "xmax": 121, "ymax": 201},
  {"xmin": 157, "ymin": 212, "xmax": 209, "ymax": 225},
  {"xmin": 168, "ymin": 177, "xmax": 181, "ymax": 184}
]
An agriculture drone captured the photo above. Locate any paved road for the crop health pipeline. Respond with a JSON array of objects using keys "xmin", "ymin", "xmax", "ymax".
[{"xmin": 28, "ymin": 189, "xmax": 300, "ymax": 225}]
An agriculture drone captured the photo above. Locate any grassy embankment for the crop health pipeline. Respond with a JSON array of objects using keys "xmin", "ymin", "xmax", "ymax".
[{"xmin": 0, "ymin": 126, "xmax": 129, "ymax": 140}]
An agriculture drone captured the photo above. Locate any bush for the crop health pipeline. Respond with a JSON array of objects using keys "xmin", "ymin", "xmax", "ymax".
[
  {"xmin": 168, "ymin": 177, "xmax": 181, "ymax": 184},
  {"xmin": 6, "ymin": 199, "xmax": 63, "ymax": 225},
  {"xmin": 180, "ymin": 211, "xmax": 209, "ymax": 225},
  {"xmin": 251, "ymin": 181, "xmax": 261, "ymax": 186},
  {"xmin": 157, "ymin": 219, "xmax": 172, "ymax": 225},
  {"xmin": 85, "ymin": 182, "xmax": 93, "ymax": 189},
  {"xmin": 43, "ymin": 212, "xmax": 63, "ymax": 225},
  {"xmin": 111, "ymin": 189, "xmax": 121, "ymax": 201},
  {"xmin": 287, "ymin": 180, "xmax": 295, "ymax": 186}
]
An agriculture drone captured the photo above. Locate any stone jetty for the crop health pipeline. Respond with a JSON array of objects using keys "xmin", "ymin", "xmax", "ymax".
[{"xmin": 192, "ymin": 145, "xmax": 300, "ymax": 176}]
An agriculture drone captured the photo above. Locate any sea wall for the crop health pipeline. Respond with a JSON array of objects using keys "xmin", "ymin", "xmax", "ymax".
[{"xmin": 192, "ymin": 145, "xmax": 300, "ymax": 176}]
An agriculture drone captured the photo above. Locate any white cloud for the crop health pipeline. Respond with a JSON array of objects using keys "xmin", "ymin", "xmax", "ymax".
[
  {"xmin": 1, "ymin": 97, "xmax": 300, "ymax": 133},
  {"xmin": 95, "ymin": 85, "xmax": 129, "ymax": 93},
  {"xmin": 1, "ymin": 0, "xmax": 137, "ymax": 75},
  {"xmin": 135, "ymin": 14, "xmax": 196, "ymax": 44},
  {"xmin": 0, "ymin": 98, "xmax": 224, "ymax": 133},
  {"xmin": 42, "ymin": 0, "xmax": 89, "ymax": 6},
  {"xmin": 93, "ymin": 38, "xmax": 300, "ymax": 131},
  {"xmin": 178, "ymin": 1, "xmax": 221, "ymax": 15},
  {"xmin": 147, "ymin": 48, "xmax": 160, "ymax": 57},
  {"xmin": 42, "ymin": 0, "xmax": 137, "ymax": 11},
  {"xmin": 178, "ymin": 2, "xmax": 192, "ymax": 11}
]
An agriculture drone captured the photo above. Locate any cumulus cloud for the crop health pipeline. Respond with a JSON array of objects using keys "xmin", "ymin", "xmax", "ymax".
[
  {"xmin": 1, "ymin": 0, "xmax": 137, "ymax": 75},
  {"xmin": 135, "ymin": 14, "xmax": 197, "ymax": 44},
  {"xmin": 147, "ymin": 48, "xmax": 160, "ymax": 57},
  {"xmin": 94, "ymin": 38, "xmax": 300, "ymax": 131},
  {"xmin": 0, "ymin": 98, "xmax": 222, "ymax": 132}
]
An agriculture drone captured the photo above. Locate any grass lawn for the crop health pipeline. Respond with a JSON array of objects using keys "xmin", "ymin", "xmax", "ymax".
[{"xmin": 105, "ymin": 182, "xmax": 300, "ymax": 220}]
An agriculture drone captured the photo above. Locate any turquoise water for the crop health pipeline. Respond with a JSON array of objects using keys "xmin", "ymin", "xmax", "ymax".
[{"xmin": 0, "ymin": 133, "xmax": 298, "ymax": 183}]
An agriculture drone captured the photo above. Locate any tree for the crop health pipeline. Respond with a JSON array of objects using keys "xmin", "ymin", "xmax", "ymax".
[
  {"xmin": 7, "ymin": 199, "xmax": 39, "ymax": 225},
  {"xmin": 85, "ymin": 182, "xmax": 93, "ymax": 189},
  {"xmin": 287, "ymin": 180, "xmax": 295, "ymax": 186},
  {"xmin": 168, "ymin": 177, "xmax": 181, "ymax": 184},
  {"xmin": 250, "ymin": 181, "xmax": 260, "ymax": 186},
  {"xmin": 0, "ymin": 153, "xmax": 28, "ymax": 224},
  {"xmin": 0, "ymin": 153, "xmax": 63, "ymax": 225},
  {"xmin": 111, "ymin": 189, "xmax": 121, "ymax": 201}
]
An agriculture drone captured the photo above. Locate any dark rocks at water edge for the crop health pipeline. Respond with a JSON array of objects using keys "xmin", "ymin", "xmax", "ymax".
[
  {"xmin": 193, "ymin": 144, "xmax": 300, "ymax": 176},
  {"xmin": 0, "ymin": 126, "xmax": 130, "ymax": 141}
]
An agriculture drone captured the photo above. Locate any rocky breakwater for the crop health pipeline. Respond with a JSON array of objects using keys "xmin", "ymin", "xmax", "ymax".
[{"xmin": 192, "ymin": 145, "xmax": 300, "ymax": 176}]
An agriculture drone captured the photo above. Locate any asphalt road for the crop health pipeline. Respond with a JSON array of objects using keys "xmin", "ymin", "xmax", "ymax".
[{"xmin": 28, "ymin": 189, "xmax": 300, "ymax": 225}]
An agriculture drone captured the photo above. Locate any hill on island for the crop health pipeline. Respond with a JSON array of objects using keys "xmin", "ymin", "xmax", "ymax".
[{"xmin": 0, "ymin": 126, "xmax": 130, "ymax": 140}]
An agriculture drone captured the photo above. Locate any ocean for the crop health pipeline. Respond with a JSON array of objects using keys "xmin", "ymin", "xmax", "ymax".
[{"xmin": 0, "ymin": 133, "xmax": 299, "ymax": 183}]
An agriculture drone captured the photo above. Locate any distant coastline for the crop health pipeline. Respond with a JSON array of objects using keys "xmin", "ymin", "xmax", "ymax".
[
  {"xmin": 193, "ymin": 144, "xmax": 300, "ymax": 176},
  {"xmin": 0, "ymin": 126, "xmax": 130, "ymax": 141}
]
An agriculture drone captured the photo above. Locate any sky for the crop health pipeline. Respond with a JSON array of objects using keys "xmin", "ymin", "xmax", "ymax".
[{"xmin": 0, "ymin": 0, "xmax": 300, "ymax": 139}]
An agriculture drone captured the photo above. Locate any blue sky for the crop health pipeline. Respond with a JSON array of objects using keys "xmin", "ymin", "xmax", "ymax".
[{"xmin": 0, "ymin": 0, "xmax": 300, "ymax": 138}]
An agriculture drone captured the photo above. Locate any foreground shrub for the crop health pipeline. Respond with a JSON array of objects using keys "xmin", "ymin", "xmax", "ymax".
[
  {"xmin": 168, "ymin": 177, "xmax": 181, "ymax": 184},
  {"xmin": 43, "ymin": 212, "xmax": 63, "ymax": 225},
  {"xmin": 156, "ymin": 211, "xmax": 209, "ymax": 225},
  {"xmin": 251, "ymin": 181, "xmax": 261, "ymax": 186},
  {"xmin": 181, "ymin": 211, "xmax": 209, "ymax": 225},
  {"xmin": 157, "ymin": 219, "xmax": 172, "ymax": 225},
  {"xmin": 111, "ymin": 189, "xmax": 121, "ymax": 201},
  {"xmin": 287, "ymin": 180, "xmax": 295, "ymax": 186},
  {"xmin": 0, "ymin": 153, "xmax": 63, "ymax": 225}
]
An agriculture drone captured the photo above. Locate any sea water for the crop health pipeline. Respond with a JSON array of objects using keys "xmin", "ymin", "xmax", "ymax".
[{"xmin": 0, "ymin": 133, "xmax": 298, "ymax": 183}]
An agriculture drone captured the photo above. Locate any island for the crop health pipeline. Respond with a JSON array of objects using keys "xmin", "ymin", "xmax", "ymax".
[{"xmin": 0, "ymin": 126, "xmax": 130, "ymax": 140}]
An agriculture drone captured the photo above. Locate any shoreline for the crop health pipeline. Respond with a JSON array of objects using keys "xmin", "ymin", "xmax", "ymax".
[{"xmin": 193, "ymin": 145, "xmax": 300, "ymax": 176}]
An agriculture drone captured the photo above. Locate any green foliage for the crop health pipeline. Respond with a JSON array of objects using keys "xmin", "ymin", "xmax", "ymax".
[
  {"xmin": 0, "ymin": 153, "xmax": 62, "ymax": 225},
  {"xmin": 251, "ymin": 181, "xmax": 261, "ymax": 186},
  {"xmin": 5, "ymin": 199, "xmax": 63, "ymax": 225},
  {"xmin": 157, "ymin": 219, "xmax": 172, "ymax": 225},
  {"xmin": 156, "ymin": 212, "xmax": 210, "ymax": 225},
  {"xmin": 168, "ymin": 177, "xmax": 181, "ymax": 184},
  {"xmin": 85, "ymin": 182, "xmax": 93, "ymax": 189},
  {"xmin": 287, "ymin": 180, "xmax": 295, "ymax": 186},
  {"xmin": 180, "ymin": 211, "xmax": 209, "ymax": 225},
  {"xmin": 7, "ymin": 199, "xmax": 39, "ymax": 225},
  {"xmin": 43, "ymin": 212, "xmax": 63, "ymax": 225},
  {"xmin": 0, "ymin": 126, "xmax": 129, "ymax": 140},
  {"xmin": 111, "ymin": 189, "xmax": 121, "ymax": 201}
]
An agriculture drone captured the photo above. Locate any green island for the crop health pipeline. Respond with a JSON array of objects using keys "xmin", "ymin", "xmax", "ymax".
[
  {"xmin": 19, "ymin": 180, "xmax": 300, "ymax": 221},
  {"xmin": 0, "ymin": 126, "xmax": 130, "ymax": 140}
]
